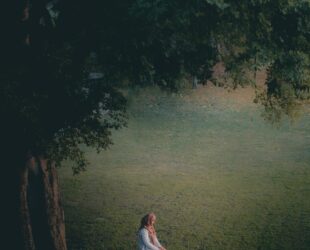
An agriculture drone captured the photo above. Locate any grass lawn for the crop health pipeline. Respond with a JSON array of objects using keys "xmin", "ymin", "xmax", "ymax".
[{"xmin": 59, "ymin": 85, "xmax": 310, "ymax": 250}]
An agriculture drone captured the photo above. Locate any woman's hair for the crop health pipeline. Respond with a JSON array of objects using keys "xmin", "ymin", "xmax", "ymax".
[
  {"xmin": 139, "ymin": 213, "xmax": 157, "ymax": 244},
  {"xmin": 139, "ymin": 213, "xmax": 156, "ymax": 230}
]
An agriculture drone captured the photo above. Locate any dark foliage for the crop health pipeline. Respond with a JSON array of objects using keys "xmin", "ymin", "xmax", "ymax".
[{"xmin": 1, "ymin": 0, "xmax": 309, "ymax": 171}]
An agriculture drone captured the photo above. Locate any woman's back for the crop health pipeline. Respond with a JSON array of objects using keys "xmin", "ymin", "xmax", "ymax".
[{"xmin": 138, "ymin": 228, "xmax": 163, "ymax": 250}]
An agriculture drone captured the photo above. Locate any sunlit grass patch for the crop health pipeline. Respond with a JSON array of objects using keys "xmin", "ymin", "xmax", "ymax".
[{"xmin": 60, "ymin": 86, "xmax": 310, "ymax": 249}]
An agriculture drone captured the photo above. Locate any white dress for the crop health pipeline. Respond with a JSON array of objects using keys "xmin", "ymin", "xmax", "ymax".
[{"xmin": 137, "ymin": 228, "xmax": 162, "ymax": 250}]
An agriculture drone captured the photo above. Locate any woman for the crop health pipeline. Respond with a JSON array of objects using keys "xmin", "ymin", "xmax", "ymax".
[{"xmin": 137, "ymin": 213, "xmax": 166, "ymax": 250}]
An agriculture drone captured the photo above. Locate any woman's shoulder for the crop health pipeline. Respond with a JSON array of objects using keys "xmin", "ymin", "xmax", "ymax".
[{"xmin": 138, "ymin": 227, "xmax": 148, "ymax": 234}]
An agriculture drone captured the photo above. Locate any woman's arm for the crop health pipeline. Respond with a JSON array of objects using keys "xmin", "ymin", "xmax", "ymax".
[
  {"xmin": 154, "ymin": 236, "xmax": 162, "ymax": 248},
  {"xmin": 154, "ymin": 236, "xmax": 166, "ymax": 250},
  {"xmin": 140, "ymin": 229, "xmax": 160, "ymax": 250}
]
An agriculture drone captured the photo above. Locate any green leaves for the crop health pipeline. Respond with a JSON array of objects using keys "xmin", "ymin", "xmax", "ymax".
[
  {"xmin": 2, "ymin": 0, "xmax": 310, "ymax": 171},
  {"xmin": 205, "ymin": 0, "xmax": 229, "ymax": 10}
]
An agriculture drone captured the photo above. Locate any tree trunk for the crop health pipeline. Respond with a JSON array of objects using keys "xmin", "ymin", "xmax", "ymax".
[
  {"xmin": 20, "ymin": 159, "xmax": 36, "ymax": 250},
  {"xmin": 18, "ymin": 156, "xmax": 67, "ymax": 250},
  {"xmin": 39, "ymin": 158, "xmax": 67, "ymax": 250},
  {"xmin": 192, "ymin": 75, "xmax": 198, "ymax": 89}
]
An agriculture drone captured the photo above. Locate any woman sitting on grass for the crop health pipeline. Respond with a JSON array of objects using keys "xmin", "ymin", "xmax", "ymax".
[{"xmin": 137, "ymin": 213, "xmax": 166, "ymax": 250}]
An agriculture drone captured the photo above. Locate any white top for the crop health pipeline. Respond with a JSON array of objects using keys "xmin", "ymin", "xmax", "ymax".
[{"xmin": 137, "ymin": 228, "xmax": 162, "ymax": 250}]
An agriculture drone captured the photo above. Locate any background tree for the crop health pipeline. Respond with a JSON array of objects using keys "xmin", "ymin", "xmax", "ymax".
[{"xmin": 2, "ymin": 0, "xmax": 309, "ymax": 249}]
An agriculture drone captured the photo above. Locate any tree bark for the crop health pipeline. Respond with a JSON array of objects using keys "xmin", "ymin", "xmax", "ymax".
[
  {"xmin": 19, "ymin": 159, "xmax": 36, "ymax": 250},
  {"xmin": 17, "ymin": 156, "xmax": 67, "ymax": 250},
  {"xmin": 39, "ymin": 158, "xmax": 67, "ymax": 250}
]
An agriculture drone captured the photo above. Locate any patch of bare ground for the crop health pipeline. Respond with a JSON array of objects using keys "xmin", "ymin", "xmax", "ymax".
[{"xmin": 183, "ymin": 63, "xmax": 267, "ymax": 110}]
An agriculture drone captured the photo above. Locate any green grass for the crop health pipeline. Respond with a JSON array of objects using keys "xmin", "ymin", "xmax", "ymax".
[{"xmin": 59, "ymin": 86, "xmax": 310, "ymax": 250}]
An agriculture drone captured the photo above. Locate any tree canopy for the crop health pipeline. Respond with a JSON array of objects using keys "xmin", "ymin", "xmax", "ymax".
[{"xmin": 1, "ymin": 0, "xmax": 310, "ymax": 171}]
